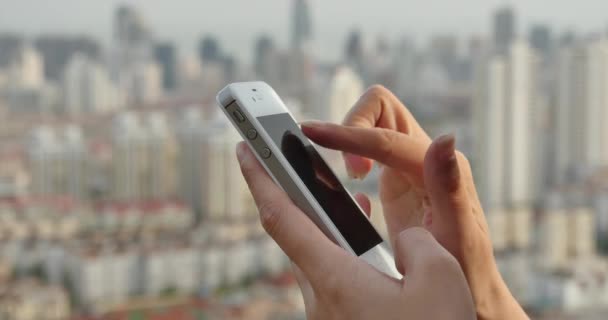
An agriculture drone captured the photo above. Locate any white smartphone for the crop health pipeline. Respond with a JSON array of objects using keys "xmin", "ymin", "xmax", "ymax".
[{"xmin": 217, "ymin": 81, "xmax": 401, "ymax": 279}]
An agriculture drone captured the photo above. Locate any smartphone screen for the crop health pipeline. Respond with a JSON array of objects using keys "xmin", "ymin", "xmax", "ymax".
[{"xmin": 257, "ymin": 113, "xmax": 383, "ymax": 256}]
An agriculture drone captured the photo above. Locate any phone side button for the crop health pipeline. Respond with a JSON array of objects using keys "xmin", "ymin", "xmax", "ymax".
[
  {"xmin": 261, "ymin": 148, "xmax": 272, "ymax": 159},
  {"xmin": 246, "ymin": 129, "xmax": 258, "ymax": 140},
  {"xmin": 232, "ymin": 110, "xmax": 246, "ymax": 123}
]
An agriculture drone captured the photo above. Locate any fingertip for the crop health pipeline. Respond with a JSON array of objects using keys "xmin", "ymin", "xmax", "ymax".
[
  {"xmin": 354, "ymin": 193, "xmax": 372, "ymax": 217},
  {"xmin": 236, "ymin": 141, "xmax": 249, "ymax": 163},
  {"xmin": 425, "ymin": 134, "xmax": 460, "ymax": 192},
  {"xmin": 344, "ymin": 153, "xmax": 373, "ymax": 179}
]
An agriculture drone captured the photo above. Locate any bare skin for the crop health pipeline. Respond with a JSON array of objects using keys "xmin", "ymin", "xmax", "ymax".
[
  {"xmin": 300, "ymin": 85, "xmax": 529, "ymax": 320},
  {"xmin": 237, "ymin": 141, "xmax": 475, "ymax": 320}
]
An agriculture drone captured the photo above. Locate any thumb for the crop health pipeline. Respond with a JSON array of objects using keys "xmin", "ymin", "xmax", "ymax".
[{"xmin": 423, "ymin": 134, "xmax": 471, "ymax": 230}]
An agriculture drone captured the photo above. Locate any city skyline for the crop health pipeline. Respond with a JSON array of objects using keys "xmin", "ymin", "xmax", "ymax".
[{"xmin": 0, "ymin": 0, "xmax": 607, "ymax": 62}]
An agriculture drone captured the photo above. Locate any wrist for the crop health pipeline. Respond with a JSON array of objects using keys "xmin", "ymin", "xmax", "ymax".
[{"xmin": 473, "ymin": 268, "xmax": 529, "ymax": 320}]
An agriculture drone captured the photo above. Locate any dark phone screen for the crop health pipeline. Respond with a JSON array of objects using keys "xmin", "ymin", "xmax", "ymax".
[{"xmin": 257, "ymin": 113, "xmax": 383, "ymax": 256}]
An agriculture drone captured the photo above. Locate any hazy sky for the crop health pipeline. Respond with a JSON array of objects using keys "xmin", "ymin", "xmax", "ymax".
[{"xmin": 0, "ymin": 0, "xmax": 606, "ymax": 62}]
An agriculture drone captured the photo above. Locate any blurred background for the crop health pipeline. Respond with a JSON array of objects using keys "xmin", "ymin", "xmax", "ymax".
[{"xmin": 0, "ymin": 0, "xmax": 607, "ymax": 319}]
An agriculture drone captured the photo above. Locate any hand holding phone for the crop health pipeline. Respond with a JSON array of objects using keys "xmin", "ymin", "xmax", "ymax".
[
  {"xmin": 217, "ymin": 82, "xmax": 399, "ymax": 277},
  {"xmin": 235, "ymin": 141, "xmax": 476, "ymax": 320}
]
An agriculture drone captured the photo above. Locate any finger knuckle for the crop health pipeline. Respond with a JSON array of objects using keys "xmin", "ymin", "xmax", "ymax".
[
  {"xmin": 257, "ymin": 201, "xmax": 284, "ymax": 237},
  {"xmin": 378, "ymin": 129, "xmax": 398, "ymax": 162},
  {"xmin": 423, "ymin": 250, "xmax": 461, "ymax": 275}
]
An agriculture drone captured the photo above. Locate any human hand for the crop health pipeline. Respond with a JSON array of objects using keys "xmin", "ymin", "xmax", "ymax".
[
  {"xmin": 301, "ymin": 85, "xmax": 528, "ymax": 320},
  {"xmin": 236, "ymin": 141, "xmax": 475, "ymax": 320}
]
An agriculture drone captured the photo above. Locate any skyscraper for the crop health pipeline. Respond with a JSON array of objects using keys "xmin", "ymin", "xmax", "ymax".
[
  {"xmin": 34, "ymin": 35, "xmax": 100, "ymax": 81},
  {"xmin": 27, "ymin": 125, "xmax": 87, "ymax": 199},
  {"xmin": 254, "ymin": 35, "xmax": 280, "ymax": 86},
  {"xmin": 529, "ymin": 24, "xmax": 553, "ymax": 57},
  {"xmin": 176, "ymin": 108, "xmax": 205, "ymax": 218},
  {"xmin": 154, "ymin": 43, "xmax": 177, "ymax": 91},
  {"xmin": 287, "ymin": 0, "xmax": 315, "ymax": 116},
  {"xmin": 0, "ymin": 34, "xmax": 24, "ymax": 68},
  {"xmin": 474, "ymin": 40, "xmax": 538, "ymax": 209},
  {"xmin": 111, "ymin": 112, "xmax": 147, "ymax": 200},
  {"xmin": 113, "ymin": 5, "xmax": 152, "ymax": 62},
  {"xmin": 198, "ymin": 36, "xmax": 222, "ymax": 64},
  {"xmin": 493, "ymin": 7, "xmax": 516, "ymax": 55},
  {"xmin": 291, "ymin": 0, "xmax": 312, "ymax": 52},
  {"xmin": 473, "ymin": 56, "xmax": 507, "ymax": 209},
  {"xmin": 554, "ymin": 39, "xmax": 608, "ymax": 184},
  {"xmin": 143, "ymin": 112, "xmax": 177, "ymax": 199},
  {"xmin": 504, "ymin": 40, "xmax": 537, "ymax": 207},
  {"xmin": 63, "ymin": 54, "xmax": 124, "ymax": 114},
  {"xmin": 200, "ymin": 115, "xmax": 249, "ymax": 221},
  {"xmin": 9, "ymin": 44, "xmax": 44, "ymax": 88},
  {"xmin": 326, "ymin": 66, "xmax": 364, "ymax": 123}
]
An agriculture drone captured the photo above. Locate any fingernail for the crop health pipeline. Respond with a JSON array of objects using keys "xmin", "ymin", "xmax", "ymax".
[
  {"xmin": 236, "ymin": 142, "xmax": 248, "ymax": 162},
  {"xmin": 344, "ymin": 153, "xmax": 370, "ymax": 180},
  {"xmin": 433, "ymin": 134, "xmax": 460, "ymax": 191},
  {"xmin": 300, "ymin": 120, "xmax": 327, "ymax": 129},
  {"xmin": 435, "ymin": 134, "xmax": 456, "ymax": 163}
]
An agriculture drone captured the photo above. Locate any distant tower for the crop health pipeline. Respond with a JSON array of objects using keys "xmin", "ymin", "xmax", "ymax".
[
  {"xmin": 28, "ymin": 126, "xmax": 61, "ymax": 196},
  {"xmin": 554, "ymin": 39, "xmax": 608, "ymax": 184},
  {"xmin": 154, "ymin": 43, "xmax": 177, "ymax": 90},
  {"xmin": 493, "ymin": 7, "xmax": 516, "ymax": 55},
  {"xmin": 113, "ymin": 5, "xmax": 152, "ymax": 64},
  {"xmin": 326, "ymin": 66, "xmax": 364, "ymax": 123},
  {"xmin": 287, "ymin": 0, "xmax": 315, "ymax": 116},
  {"xmin": 63, "ymin": 53, "xmax": 124, "ymax": 115},
  {"xmin": 291, "ymin": 0, "xmax": 312, "ymax": 52},
  {"xmin": 176, "ymin": 108, "xmax": 205, "ymax": 218},
  {"xmin": 111, "ymin": 112, "xmax": 147, "ymax": 200},
  {"xmin": 473, "ymin": 40, "xmax": 538, "ymax": 209},
  {"xmin": 10, "ymin": 44, "xmax": 44, "ymax": 88},
  {"xmin": 27, "ymin": 125, "xmax": 86, "ymax": 199},
  {"xmin": 143, "ymin": 112, "xmax": 177, "ymax": 199},
  {"xmin": 254, "ymin": 35, "xmax": 280, "ymax": 85}
]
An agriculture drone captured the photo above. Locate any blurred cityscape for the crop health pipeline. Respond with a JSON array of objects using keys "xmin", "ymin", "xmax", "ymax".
[{"xmin": 0, "ymin": 1, "xmax": 607, "ymax": 319}]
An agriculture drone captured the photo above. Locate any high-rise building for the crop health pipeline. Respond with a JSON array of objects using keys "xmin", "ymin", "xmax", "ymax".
[
  {"xmin": 63, "ymin": 54, "xmax": 124, "ymax": 115},
  {"xmin": 0, "ymin": 33, "xmax": 24, "ymax": 68},
  {"xmin": 8, "ymin": 44, "xmax": 45, "ymax": 88},
  {"xmin": 254, "ymin": 35, "xmax": 280, "ymax": 86},
  {"xmin": 27, "ymin": 126, "xmax": 61, "ymax": 196},
  {"xmin": 287, "ymin": 0, "xmax": 315, "ymax": 116},
  {"xmin": 27, "ymin": 125, "xmax": 87, "ymax": 198},
  {"xmin": 554, "ymin": 39, "xmax": 608, "ymax": 184},
  {"xmin": 142, "ymin": 112, "xmax": 177, "ymax": 199},
  {"xmin": 111, "ymin": 112, "xmax": 176, "ymax": 201},
  {"xmin": 113, "ymin": 4, "xmax": 153, "ymax": 67},
  {"xmin": 153, "ymin": 43, "xmax": 177, "ymax": 91},
  {"xmin": 493, "ymin": 7, "xmax": 516, "ymax": 55},
  {"xmin": 326, "ymin": 66, "xmax": 364, "ymax": 123},
  {"xmin": 111, "ymin": 112, "xmax": 147, "ymax": 200},
  {"xmin": 198, "ymin": 36, "xmax": 222, "ymax": 64},
  {"xmin": 126, "ymin": 61, "xmax": 163, "ymax": 105},
  {"xmin": 291, "ymin": 0, "xmax": 313, "ymax": 52},
  {"xmin": 504, "ymin": 40, "xmax": 538, "ymax": 207},
  {"xmin": 474, "ymin": 56, "xmax": 507, "ymax": 209},
  {"xmin": 529, "ymin": 24, "xmax": 553, "ymax": 57},
  {"xmin": 34, "ymin": 35, "xmax": 100, "ymax": 81},
  {"xmin": 176, "ymin": 108, "xmax": 205, "ymax": 218},
  {"xmin": 200, "ymin": 116, "xmax": 249, "ymax": 221},
  {"xmin": 393, "ymin": 38, "xmax": 419, "ymax": 103},
  {"xmin": 474, "ymin": 40, "xmax": 538, "ymax": 209}
]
